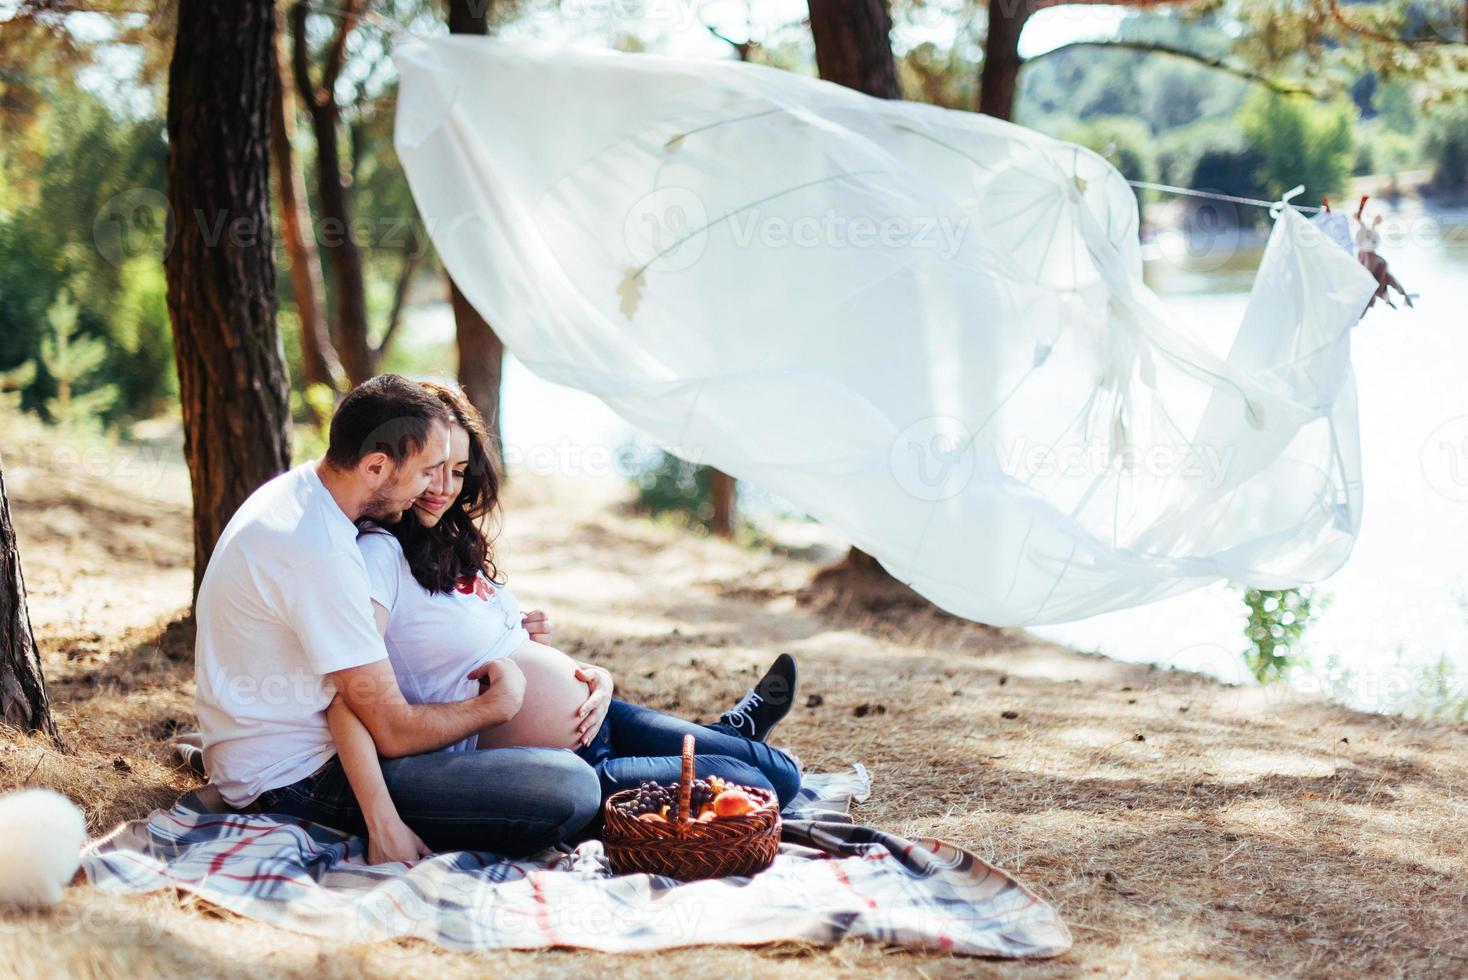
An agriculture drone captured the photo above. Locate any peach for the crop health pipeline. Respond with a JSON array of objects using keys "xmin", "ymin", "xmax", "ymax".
[{"xmin": 712, "ymin": 788, "xmax": 757, "ymax": 818}]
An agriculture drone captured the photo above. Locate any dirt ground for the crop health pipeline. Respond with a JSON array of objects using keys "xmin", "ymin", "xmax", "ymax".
[{"xmin": 1, "ymin": 429, "xmax": 1465, "ymax": 978}]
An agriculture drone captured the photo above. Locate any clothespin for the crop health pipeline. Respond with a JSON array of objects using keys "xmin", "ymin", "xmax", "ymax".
[
  {"xmin": 1269, "ymin": 184, "xmax": 1305, "ymax": 219},
  {"xmin": 1321, "ymin": 196, "xmax": 1331, "ymax": 213}
]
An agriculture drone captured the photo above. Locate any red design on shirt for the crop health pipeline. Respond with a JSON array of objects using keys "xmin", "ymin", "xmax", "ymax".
[{"xmin": 453, "ymin": 573, "xmax": 495, "ymax": 600}]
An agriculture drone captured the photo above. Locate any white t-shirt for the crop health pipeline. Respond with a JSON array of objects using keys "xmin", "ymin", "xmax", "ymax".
[
  {"xmin": 357, "ymin": 529, "xmax": 531, "ymax": 752},
  {"xmin": 194, "ymin": 462, "xmax": 389, "ymax": 807}
]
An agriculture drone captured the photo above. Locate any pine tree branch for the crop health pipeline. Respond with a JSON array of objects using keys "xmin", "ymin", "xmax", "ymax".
[
  {"xmin": 1321, "ymin": 0, "xmax": 1467, "ymax": 48},
  {"xmin": 1023, "ymin": 39, "xmax": 1324, "ymax": 98}
]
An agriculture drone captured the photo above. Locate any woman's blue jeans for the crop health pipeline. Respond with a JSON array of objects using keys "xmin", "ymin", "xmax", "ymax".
[{"xmin": 576, "ymin": 699, "xmax": 803, "ymax": 809}]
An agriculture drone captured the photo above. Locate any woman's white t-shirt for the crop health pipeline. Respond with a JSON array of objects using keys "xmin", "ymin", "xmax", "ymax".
[{"xmin": 356, "ymin": 529, "xmax": 531, "ymax": 752}]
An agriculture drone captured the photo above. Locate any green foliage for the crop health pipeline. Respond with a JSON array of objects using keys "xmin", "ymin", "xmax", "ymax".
[
  {"xmin": 0, "ymin": 361, "xmax": 36, "ymax": 413},
  {"xmin": 1321, "ymin": 651, "xmax": 1468, "ymax": 722},
  {"xmin": 1237, "ymin": 585, "xmax": 1318, "ymax": 682},
  {"xmin": 899, "ymin": 40, "xmax": 978, "ymax": 110},
  {"xmin": 630, "ymin": 448, "xmax": 717, "ymax": 531},
  {"xmin": 0, "ymin": 77, "xmax": 171, "ymax": 427},
  {"xmin": 107, "ymin": 257, "xmax": 177, "ymax": 418},
  {"xmin": 1236, "ymin": 91, "xmax": 1356, "ymax": 208},
  {"xmin": 1062, "ymin": 116, "xmax": 1155, "ymax": 184},
  {"xmin": 1404, "ymin": 655, "xmax": 1468, "ymax": 722},
  {"xmin": 1420, "ymin": 101, "xmax": 1468, "ymax": 190},
  {"xmin": 39, "ymin": 289, "xmax": 118, "ymax": 430},
  {"xmin": 287, "ymin": 383, "xmax": 340, "ymax": 464}
]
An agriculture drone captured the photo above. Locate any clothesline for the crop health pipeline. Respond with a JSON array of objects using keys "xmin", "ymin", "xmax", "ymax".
[{"xmin": 1127, "ymin": 179, "xmax": 1324, "ymax": 214}]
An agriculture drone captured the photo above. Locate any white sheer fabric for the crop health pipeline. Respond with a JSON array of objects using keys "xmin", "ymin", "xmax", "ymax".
[{"xmin": 393, "ymin": 37, "xmax": 1379, "ymax": 626}]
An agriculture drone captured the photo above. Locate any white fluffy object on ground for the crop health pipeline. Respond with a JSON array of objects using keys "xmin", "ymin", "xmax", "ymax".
[{"xmin": 0, "ymin": 788, "xmax": 87, "ymax": 907}]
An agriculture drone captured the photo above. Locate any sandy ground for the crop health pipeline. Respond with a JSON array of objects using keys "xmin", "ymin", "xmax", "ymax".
[{"xmin": 1, "ymin": 428, "xmax": 1465, "ymax": 978}]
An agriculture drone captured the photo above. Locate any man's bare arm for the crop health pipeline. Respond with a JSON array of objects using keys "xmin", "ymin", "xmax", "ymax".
[
  {"xmin": 329, "ymin": 657, "xmax": 524, "ymax": 758},
  {"xmin": 327, "ymin": 602, "xmax": 524, "ymax": 758}
]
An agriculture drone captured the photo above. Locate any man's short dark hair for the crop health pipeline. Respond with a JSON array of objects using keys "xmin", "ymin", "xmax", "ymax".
[{"xmin": 324, "ymin": 374, "xmax": 452, "ymax": 470}]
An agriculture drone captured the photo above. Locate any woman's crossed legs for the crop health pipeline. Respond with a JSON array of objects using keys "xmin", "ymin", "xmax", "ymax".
[{"xmin": 579, "ymin": 699, "xmax": 803, "ymax": 809}]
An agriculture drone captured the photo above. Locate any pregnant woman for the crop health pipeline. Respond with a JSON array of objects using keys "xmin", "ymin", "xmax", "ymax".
[{"xmin": 328, "ymin": 382, "xmax": 803, "ymax": 864}]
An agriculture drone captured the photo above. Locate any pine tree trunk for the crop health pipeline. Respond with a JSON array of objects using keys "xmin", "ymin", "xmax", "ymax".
[
  {"xmin": 290, "ymin": 0, "xmax": 375, "ymax": 387},
  {"xmin": 978, "ymin": 0, "xmax": 1032, "ymax": 121},
  {"xmin": 270, "ymin": 12, "xmax": 340, "ymax": 394},
  {"xmin": 0, "ymin": 460, "xmax": 56, "ymax": 737},
  {"xmin": 446, "ymin": 0, "xmax": 507, "ymax": 477},
  {"xmin": 807, "ymin": 0, "xmax": 906, "ymax": 578},
  {"xmin": 166, "ymin": 0, "xmax": 292, "ymax": 597},
  {"xmin": 807, "ymin": 0, "xmax": 901, "ymax": 99},
  {"xmin": 708, "ymin": 469, "xmax": 736, "ymax": 537},
  {"xmin": 450, "ymin": 277, "xmax": 506, "ymax": 477}
]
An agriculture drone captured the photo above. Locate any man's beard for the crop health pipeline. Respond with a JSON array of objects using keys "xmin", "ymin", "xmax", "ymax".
[{"xmin": 360, "ymin": 490, "xmax": 410, "ymax": 523}]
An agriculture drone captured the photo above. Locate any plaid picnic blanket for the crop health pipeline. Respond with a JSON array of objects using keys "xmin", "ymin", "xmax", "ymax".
[{"xmin": 82, "ymin": 766, "xmax": 1071, "ymax": 958}]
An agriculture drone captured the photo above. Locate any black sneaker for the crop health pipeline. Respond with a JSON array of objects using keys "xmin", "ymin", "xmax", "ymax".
[{"xmin": 719, "ymin": 653, "xmax": 798, "ymax": 741}]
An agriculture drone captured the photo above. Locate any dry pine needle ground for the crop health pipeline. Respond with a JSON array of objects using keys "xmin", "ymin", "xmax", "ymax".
[{"xmin": 1, "ymin": 438, "xmax": 1464, "ymax": 979}]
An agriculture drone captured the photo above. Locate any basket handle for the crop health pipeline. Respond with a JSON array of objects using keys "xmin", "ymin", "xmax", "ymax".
[{"xmin": 674, "ymin": 733, "xmax": 695, "ymax": 836}]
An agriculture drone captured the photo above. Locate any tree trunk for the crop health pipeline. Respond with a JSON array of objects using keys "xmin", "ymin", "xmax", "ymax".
[
  {"xmin": 446, "ymin": 0, "xmax": 488, "ymax": 32},
  {"xmin": 807, "ymin": 0, "xmax": 901, "ymax": 99},
  {"xmin": 445, "ymin": 0, "xmax": 507, "ymax": 478},
  {"xmin": 807, "ymin": 0, "xmax": 908, "ymax": 579},
  {"xmin": 450, "ymin": 277, "xmax": 506, "ymax": 477},
  {"xmin": 979, "ymin": 0, "xmax": 1032, "ymax": 121},
  {"xmin": 708, "ymin": 469, "xmax": 736, "ymax": 537},
  {"xmin": 0, "ymin": 460, "xmax": 56, "ymax": 738},
  {"xmin": 270, "ymin": 11, "xmax": 340, "ymax": 394},
  {"xmin": 290, "ymin": 0, "xmax": 375, "ymax": 387},
  {"xmin": 166, "ymin": 0, "xmax": 292, "ymax": 597}
]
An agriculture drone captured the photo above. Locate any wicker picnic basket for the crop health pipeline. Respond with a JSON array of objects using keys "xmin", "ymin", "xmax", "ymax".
[{"xmin": 603, "ymin": 734, "xmax": 781, "ymax": 880}]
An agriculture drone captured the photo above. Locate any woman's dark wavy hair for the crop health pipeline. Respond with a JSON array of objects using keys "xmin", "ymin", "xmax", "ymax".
[{"xmin": 381, "ymin": 381, "xmax": 505, "ymax": 594}]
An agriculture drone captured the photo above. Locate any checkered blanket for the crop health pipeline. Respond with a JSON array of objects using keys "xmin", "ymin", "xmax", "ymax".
[{"xmin": 82, "ymin": 767, "xmax": 1070, "ymax": 958}]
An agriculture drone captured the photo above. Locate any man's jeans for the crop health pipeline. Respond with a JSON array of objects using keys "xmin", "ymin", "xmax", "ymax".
[
  {"xmin": 577, "ymin": 699, "xmax": 802, "ymax": 808},
  {"xmin": 253, "ymin": 745, "xmax": 601, "ymax": 856}
]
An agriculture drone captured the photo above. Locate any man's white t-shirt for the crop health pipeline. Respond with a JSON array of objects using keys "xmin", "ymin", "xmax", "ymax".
[
  {"xmin": 357, "ymin": 529, "xmax": 530, "ymax": 752},
  {"xmin": 195, "ymin": 462, "xmax": 389, "ymax": 808}
]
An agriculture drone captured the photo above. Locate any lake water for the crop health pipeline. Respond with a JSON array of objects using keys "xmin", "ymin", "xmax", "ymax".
[
  {"xmin": 457, "ymin": 198, "xmax": 1468, "ymax": 713},
  {"xmin": 1031, "ymin": 199, "xmax": 1468, "ymax": 709}
]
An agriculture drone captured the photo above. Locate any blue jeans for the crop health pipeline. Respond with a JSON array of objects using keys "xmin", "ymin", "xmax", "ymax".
[
  {"xmin": 252, "ymin": 745, "xmax": 601, "ymax": 856},
  {"xmin": 577, "ymin": 699, "xmax": 802, "ymax": 809}
]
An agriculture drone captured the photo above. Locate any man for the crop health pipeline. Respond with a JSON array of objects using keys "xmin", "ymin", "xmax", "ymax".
[{"xmin": 194, "ymin": 374, "xmax": 601, "ymax": 854}]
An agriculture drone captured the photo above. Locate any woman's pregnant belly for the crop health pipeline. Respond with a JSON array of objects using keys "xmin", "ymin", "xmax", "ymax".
[{"xmin": 475, "ymin": 640, "xmax": 591, "ymax": 751}]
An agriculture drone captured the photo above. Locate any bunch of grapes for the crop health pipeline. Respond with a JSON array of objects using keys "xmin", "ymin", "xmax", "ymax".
[
  {"xmin": 620, "ymin": 780, "xmax": 677, "ymax": 817},
  {"xmin": 618, "ymin": 777, "xmax": 734, "ymax": 818},
  {"xmin": 688, "ymin": 778, "xmax": 715, "ymax": 813}
]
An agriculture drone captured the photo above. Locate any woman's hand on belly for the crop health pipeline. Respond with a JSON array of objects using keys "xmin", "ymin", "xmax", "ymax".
[
  {"xmin": 571, "ymin": 663, "xmax": 613, "ymax": 747},
  {"xmin": 474, "ymin": 641, "xmax": 592, "ymax": 751}
]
